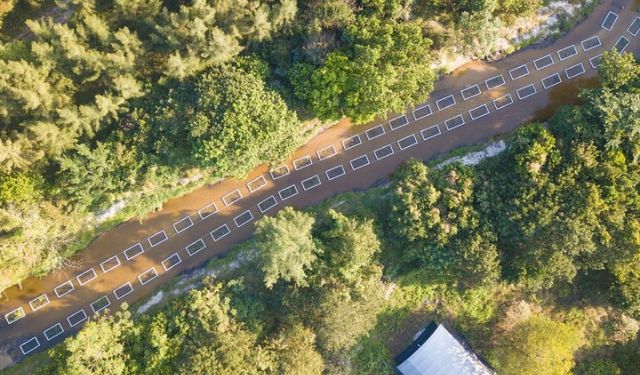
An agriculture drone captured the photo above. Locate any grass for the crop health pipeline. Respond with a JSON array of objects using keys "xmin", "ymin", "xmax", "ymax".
[{"xmin": 1, "ymin": 350, "xmax": 50, "ymax": 375}]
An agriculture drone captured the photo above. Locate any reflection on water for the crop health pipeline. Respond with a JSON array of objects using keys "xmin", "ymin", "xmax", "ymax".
[
  {"xmin": 452, "ymin": 60, "xmax": 492, "ymax": 78},
  {"xmin": 532, "ymin": 76, "xmax": 600, "ymax": 121}
]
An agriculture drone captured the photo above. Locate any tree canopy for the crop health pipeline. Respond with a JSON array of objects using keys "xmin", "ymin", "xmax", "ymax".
[
  {"xmin": 492, "ymin": 315, "xmax": 583, "ymax": 375},
  {"xmin": 388, "ymin": 159, "xmax": 500, "ymax": 287},
  {"xmin": 291, "ymin": 15, "xmax": 434, "ymax": 124},
  {"xmin": 255, "ymin": 207, "xmax": 319, "ymax": 288}
]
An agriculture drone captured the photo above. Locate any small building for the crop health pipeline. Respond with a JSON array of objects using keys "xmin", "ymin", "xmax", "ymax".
[{"xmin": 395, "ymin": 322, "xmax": 496, "ymax": 375}]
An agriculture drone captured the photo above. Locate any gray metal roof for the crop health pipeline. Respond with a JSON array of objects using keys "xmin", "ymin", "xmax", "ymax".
[{"xmin": 396, "ymin": 324, "xmax": 495, "ymax": 375}]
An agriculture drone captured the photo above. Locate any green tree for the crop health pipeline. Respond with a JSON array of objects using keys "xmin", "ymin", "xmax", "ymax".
[
  {"xmin": 124, "ymin": 281, "xmax": 275, "ymax": 375},
  {"xmin": 498, "ymin": 0, "xmax": 541, "ymax": 15},
  {"xmin": 255, "ymin": 207, "xmax": 318, "ymax": 288},
  {"xmin": 55, "ymin": 141, "xmax": 141, "ymax": 213},
  {"xmin": 111, "ymin": 0, "xmax": 162, "ymax": 27},
  {"xmin": 577, "ymin": 359, "xmax": 622, "ymax": 375},
  {"xmin": 0, "ymin": 203, "xmax": 81, "ymax": 292},
  {"xmin": 477, "ymin": 56, "xmax": 640, "ymax": 293},
  {"xmin": 314, "ymin": 210, "xmax": 381, "ymax": 290},
  {"xmin": 46, "ymin": 309, "xmax": 134, "ymax": 375},
  {"xmin": 389, "ymin": 159, "xmax": 498, "ymax": 287},
  {"xmin": 597, "ymin": 51, "xmax": 640, "ymax": 92},
  {"xmin": 478, "ymin": 124, "xmax": 575, "ymax": 289},
  {"xmin": 272, "ymin": 324, "xmax": 325, "ymax": 375},
  {"xmin": 152, "ymin": 0, "xmax": 296, "ymax": 80},
  {"xmin": 456, "ymin": 8, "xmax": 503, "ymax": 59},
  {"xmin": 0, "ymin": 0, "xmax": 145, "ymax": 172},
  {"xmin": 187, "ymin": 65, "xmax": 301, "ymax": 176},
  {"xmin": 174, "ymin": 283, "xmax": 274, "ymax": 375},
  {"xmin": 611, "ymin": 253, "xmax": 640, "ymax": 317},
  {"xmin": 300, "ymin": 16, "xmax": 434, "ymax": 124},
  {"xmin": 581, "ymin": 53, "xmax": 640, "ymax": 162},
  {"xmin": 492, "ymin": 315, "xmax": 583, "ymax": 375},
  {"xmin": 140, "ymin": 62, "xmax": 301, "ymax": 178},
  {"xmin": 314, "ymin": 276, "xmax": 383, "ymax": 355},
  {"xmin": 0, "ymin": 172, "xmax": 41, "ymax": 206},
  {"xmin": 302, "ymin": 0, "xmax": 355, "ymax": 31},
  {"xmin": 0, "ymin": 0, "xmax": 16, "ymax": 30}
]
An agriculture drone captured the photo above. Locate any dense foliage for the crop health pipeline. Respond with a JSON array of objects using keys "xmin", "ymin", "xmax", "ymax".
[
  {"xmin": 41, "ymin": 209, "xmax": 383, "ymax": 375},
  {"xmin": 133, "ymin": 61, "xmax": 301, "ymax": 177},
  {"xmin": 0, "ymin": 0, "xmax": 557, "ymax": 292},
  {"xmin": 39, "ymin": 53, "xmax": 640, "ymax": 375},
  {"xmin": 491, "ymin": 315, "xmax": 583, "ymax": 375},
  {"xmin": 290, "ymin": 16, "xmax": 435, "ymax": 123},
  {"xmin": 0, "ymin": 0, "xmax": 300, "ymax": 290}
]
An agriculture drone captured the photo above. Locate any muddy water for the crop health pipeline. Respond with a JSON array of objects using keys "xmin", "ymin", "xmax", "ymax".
[{"xmin": 533, "ymin": 76, "xmax": 601, "ymax": 121}]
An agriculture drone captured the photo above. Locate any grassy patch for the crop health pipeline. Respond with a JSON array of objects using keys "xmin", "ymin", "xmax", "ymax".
[{"xmin": 0, "ymin": 350, "xmax": 51, "ymax": 375}]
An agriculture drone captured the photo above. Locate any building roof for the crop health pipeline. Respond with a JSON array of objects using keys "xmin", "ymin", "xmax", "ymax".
[{"xmin": 395, "ymin": 322, "xmax": 495, "ymax": 375}]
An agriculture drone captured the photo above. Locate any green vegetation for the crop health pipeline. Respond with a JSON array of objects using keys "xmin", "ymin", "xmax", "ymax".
[
  {"xmin": 491, "ymin": 315, "xmax": 583, "ymax": 375},
  {"xmin": 291, "ymin": 16, "xmax": 435, "ymax": 124},
  {"xmin": 24, "ymin": 52, "xmax": 640, "ymax": 375},
  {"xmin": 256, "ymin": 207, "xmax": 318, "ymax": 288},
  {"xmin": 0, "ymin": 0, "xmax": 553, "ymax": 293}
]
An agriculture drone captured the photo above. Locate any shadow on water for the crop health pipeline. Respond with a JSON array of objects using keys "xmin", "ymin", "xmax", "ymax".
[{"xmin": 532, "ymin": 76, "xmax": 600, "ymax": 122}]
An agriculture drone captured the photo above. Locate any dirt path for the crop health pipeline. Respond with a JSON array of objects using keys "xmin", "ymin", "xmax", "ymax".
[{"xmin": 0, "ymin": 0, "xmax": 638, "ymax": 369}]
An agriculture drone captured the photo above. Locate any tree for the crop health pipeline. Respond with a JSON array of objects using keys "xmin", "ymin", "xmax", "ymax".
[
  {"xmin": 597, "ymin": 51, "xmax": 640, "ymax": 92},
  {"xmin": 0, "ymin": 1, "xmax": 145, "ymax": 172},
  {"xmin": 111, "ymin": 0, "xmax": 162, "ymax": 27},
  {"xmin": 450, "ymin": 231, "xmax": 500, "ymax": 288},
  {"xmin": 611, "ymin": 253, "xmax": 640, "ymax": 318},
  {"xmin": 55, "ymin": 141, "xmax": 141, "ymax": 213},
  {"xmin": 272, "ymin": 324, "xmax": 325, "ymax": 375},
  {"xmin": 0, "ymin": 172, "xmax": 41, "ymax": 206},
  {"xmin": 140, "ymin": 61, "xmax": 302, "ymax": 178},
  {"xmin": 456, "ymin": 6, "xmax": 504, "ymax": 59},
  {"xmin": 477, "ymin": 124, "xmax": 574, "ymax": 289},
  {"xmin": 314, "ymin": 209, "xmax": 381, "ymax": 290},
  {"xmin": 577, "ymin": 359, "xmax": 622, "ymax": 375},
  {"xmin": 498, "ymin": 0, "xmax": 541, "ymax": 15},
  {"xmin": 124, "ymin": 281, "xmax": 275, "ymax": 375},
  {"xmin": 302, "ymin": 0, "xmax": 355, "ymax": 32},
  {"xmin": 314, "ymin": 277, "xmax": 383, "ymax": 355},
  {"xmin": 0, "ymin": 203, "xmax": 81, "ymax": 292},
  {"xmin": 298, "ymin": 16, "xmax": 434, "ymax": 124},
  {"xmin": 152, "ymin": 0, "xmax": 297, "ymax": 80},
  {"xmin": 476, "ymin": 56, "xmax": 640, "ymax": 292},
  {"xmin": 46, "ymin": 309, "xmax": 134, "ymax": 375},
  {"xmin": 187, "ymin": 64, "xmax": 301, "ymax": 176},
  {"xmin": 255, "ymin": 207, "xmax": 318, "ymax": 288},
  {"xmin": 388, "ymin": 159, "xmax": 498, "ymax": 287},
  {"xmin": 152, "ymin": 0, "xmax": 242, "ymax": 80},
  {"xmin": 492, "ymin": 315, "xmax": 583, "ymax": 375},
  {"xmin": 174, "ymin": 283, "xmax": 275, "ymax": 375},
  {"xmin": 0, "ymin": 0, "xmax": 16, "ymax": 30},
  {"xmin": 586, "ymin": 92, "xmax": 640, "ymax": 162}
]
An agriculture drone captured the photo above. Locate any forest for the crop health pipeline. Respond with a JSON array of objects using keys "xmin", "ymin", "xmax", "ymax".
[
  {"xmin": 0, "ymin": 0, "xmax": 550, "ymax": 293},
  {"xmin": 28, "ymin": 52, "xmax": 640, "ymax": 375}
]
